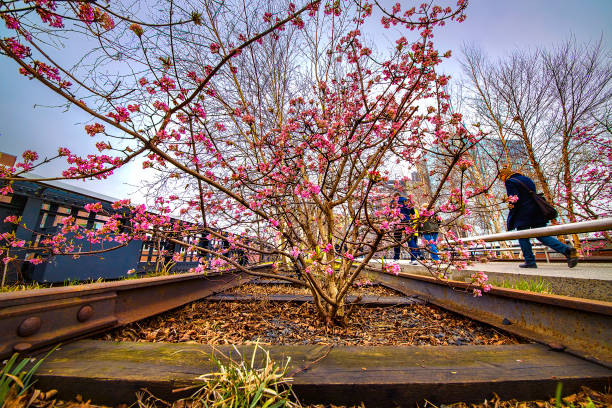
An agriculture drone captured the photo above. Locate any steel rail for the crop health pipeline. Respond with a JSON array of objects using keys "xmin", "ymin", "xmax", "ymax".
[
  {"xmin": 458, "ymin": 217, "xmax": 612, "ymax": 243},
  {"xmin": 366, "ymin": 267, "xmax": 612, "ymax": 367},
  {"xmin": 0, "ymin": 267, "xmax": 264, "ymax": 359}
]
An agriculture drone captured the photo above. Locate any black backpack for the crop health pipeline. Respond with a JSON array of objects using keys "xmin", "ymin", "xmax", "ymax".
[{"xmin": 513, "ymin": 179, "xmax": 558, "ymax": 221}]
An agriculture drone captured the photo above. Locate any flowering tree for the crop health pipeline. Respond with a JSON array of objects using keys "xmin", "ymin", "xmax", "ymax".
[{"xmin": 0, "ymin": 0, "xmax": 491, "ymax": 324}]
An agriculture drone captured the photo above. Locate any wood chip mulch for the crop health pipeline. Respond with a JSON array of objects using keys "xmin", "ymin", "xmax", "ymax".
[{"xmin": 98, "ymin": 283, "xmax": 526, "ymax": 346}]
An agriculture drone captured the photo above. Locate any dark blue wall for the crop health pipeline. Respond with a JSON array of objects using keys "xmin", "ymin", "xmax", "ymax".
[{"xmin": 28, "ymin": 236, "xmax": 143, "ymax": 283}]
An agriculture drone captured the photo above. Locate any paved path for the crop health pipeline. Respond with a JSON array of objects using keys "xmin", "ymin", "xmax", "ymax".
[
  {"xmin": 463, "ymin": 261, "xmax": 612, "ymax": 281},
  {"xmin": 370, "ymin": 259, "xmax": 612, "ymax": 281},
  {"xmin": 369, "ymin": 259, "xmax": 612, "ymax": 301}
]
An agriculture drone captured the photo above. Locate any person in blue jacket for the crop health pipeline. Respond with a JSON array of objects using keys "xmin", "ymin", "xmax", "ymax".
[
  {"xmin": 499, "ymin": 167, "xmax": 578, "ymax": 268},
  {"xmin": 394, "ymin": 195, "xmax": 423, "ymax": 264}
]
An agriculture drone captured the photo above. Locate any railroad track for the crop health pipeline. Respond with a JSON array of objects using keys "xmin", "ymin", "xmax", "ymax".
[
  {"xmin": 364, "ymin": 267, "xmax": 612, "ymax": 368},
  {"xmin": 0, "ymin": 267, "xmax": 256, "ymax": 358},
  {"xmin": 1, "ymin": 265, "xmax": 610, "ymax": 406}
]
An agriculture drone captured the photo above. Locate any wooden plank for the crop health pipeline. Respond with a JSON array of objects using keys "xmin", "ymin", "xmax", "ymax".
[
  {"xmin": 34, "ymin": 340, "xmax": 611, "ymax": 407},
  {"xmin": 206, "ymin": 293, "xmax": 422, "ymax": 305}
]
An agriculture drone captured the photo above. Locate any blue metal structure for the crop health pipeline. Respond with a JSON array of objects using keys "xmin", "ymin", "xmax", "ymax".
[
  {"xmin": 1, "ymin": 177, "xmax": 147, "ymax": 283},
  {"xmin": 1, "ymin": 175, "xmax": 267, "ymax": 284}
]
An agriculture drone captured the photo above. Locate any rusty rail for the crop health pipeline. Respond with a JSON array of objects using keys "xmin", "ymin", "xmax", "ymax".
[
  {"xmin": 366, "ymin": 267, "xmax": 612, "ymax": 367},
  {"xmin": 0, "ymin": 268, "xmax": 259, "ymax": 359}
]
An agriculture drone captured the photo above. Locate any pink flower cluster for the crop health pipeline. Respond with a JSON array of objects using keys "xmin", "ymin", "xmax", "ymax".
[
  {"xmin": 84, "ymin": 202, "xmax": 103, "ymax": 213},
  {"xmin": 3, "ymin": 215, "xmax": 19, "ymax": 224},
  {"xmin": 62, "ymin": 153, "xmax": 123, "ymax": 180},
  {"xmin": 85, "ymin": 123, "xmax": 105, "ymax": 136},
  {"xmin": 470, "ymin": 271, "xmax": 491, "ymax": 297},
  {"xmin": 3, "ymin": 38, "xmax": 30, "ymax": 59},
  {"xmin": 385, "ymin": 262, "xmax": 401, "ymax": 276},
  {"xmin": 107, "ymin": 107, "xmax": 130, "ymax": 123},
  {"xmin": 154, "ymin": 76, "xmax": 176, "ymax": 92},
  {"xmin": 293, "ymin": 181, "xmax": 320, "ymax": 199}
]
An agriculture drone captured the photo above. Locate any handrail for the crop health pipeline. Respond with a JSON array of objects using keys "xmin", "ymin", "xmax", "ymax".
[{"xmin": 459, "ymin": 218, "xmax": 612, "ymax": 243}]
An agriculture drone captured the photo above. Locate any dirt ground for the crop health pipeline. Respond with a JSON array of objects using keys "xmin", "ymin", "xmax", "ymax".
[{"xmin": 99, "ymin": 282, "xmax": 526, "ymax": 346}]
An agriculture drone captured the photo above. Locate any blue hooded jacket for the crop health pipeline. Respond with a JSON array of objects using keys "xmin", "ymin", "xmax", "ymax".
[
  {"xmin": 397, "ymin": 196, "xmax": 416, "ymax": 223},
  {"xmin": 505, "ymin": 173, "xmax": 548, "ymax": 230}
]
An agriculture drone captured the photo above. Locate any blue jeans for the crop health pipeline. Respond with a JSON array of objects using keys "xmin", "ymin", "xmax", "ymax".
[
  {"xmin": 518, "ymin": 234, "xmax": 569, "ymax": 265},
  {"xmin": 407, "ymin": 236, "xmax": 422, "ymax": 261},
  {"xmin": 423, "ymin": 232, "xmax": 440, "ymax": 261},
  {"xmin": 393, "ymin": 230, "xmax": 422, "ymax": 261}
]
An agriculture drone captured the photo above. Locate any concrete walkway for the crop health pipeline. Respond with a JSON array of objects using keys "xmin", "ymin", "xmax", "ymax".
[
  {"xmin": 463, "ymin": 261, "xmax": 612, "ymax": 281},
  {"xmin": 368, "ymin": 259, "xmax": 612, "ymax": 302}
]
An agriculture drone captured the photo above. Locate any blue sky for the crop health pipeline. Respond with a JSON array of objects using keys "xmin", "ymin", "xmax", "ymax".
[{"xmin": 0, "ymin": 0, "xmax": 610, "ymax": 199}]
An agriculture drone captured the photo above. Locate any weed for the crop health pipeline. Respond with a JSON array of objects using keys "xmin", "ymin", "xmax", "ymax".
[
  {"xmin": 0, "ymin": 345, "xmax": 57, "ymax": 407},
  {"xmin": 135, "ymin": 342, "xmax": 301, "ymax": 407},
  {"xmin": 0, "ymin": 282, "xmax": 46, "ymax": 293}
]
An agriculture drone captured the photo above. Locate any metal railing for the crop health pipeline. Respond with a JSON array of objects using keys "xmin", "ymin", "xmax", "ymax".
[
  {"xmin": 459, "ymin": 217, "xmax": 612, "ymax": 243},
  {"xmin": 465, "ymin": 244, "xmax": 553, "ymax": 262},
  {"xmin": 454, "ymin": 218, "xmax": 612, "ymax": 262}
]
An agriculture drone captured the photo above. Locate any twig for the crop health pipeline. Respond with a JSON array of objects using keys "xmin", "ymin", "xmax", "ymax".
[{"xmin": 288, "ymin": 344, "xmax": 334, "ymax": 377}]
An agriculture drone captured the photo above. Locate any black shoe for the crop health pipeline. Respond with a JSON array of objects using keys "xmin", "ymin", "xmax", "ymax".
[
  {"xmin": 565, "ymin": 247, "xmax": 578, "ymax": 268},
  {"xmin": 519, "ymin": 263, "xmax": 537, "ymax": 268}
]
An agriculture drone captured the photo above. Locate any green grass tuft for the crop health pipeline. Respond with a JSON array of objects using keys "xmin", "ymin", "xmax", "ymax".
[{"xmin": 491, "ymin": 277, "xmax": 552, "ymax": 294}]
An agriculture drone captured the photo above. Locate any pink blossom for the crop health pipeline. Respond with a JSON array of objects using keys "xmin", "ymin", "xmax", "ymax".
[
  {"xmin": 385, "ymin": 262, "xmax": 401, "ymax": 276},
  {"xmin": 3, "ymin": 38, "xmax": 30, "ymax": 58},
  {"xmin": 0, "ymin": 185, "xmax": 14, "ymax": 196},
  {"xmin": 84, "ymin": 202, "xmax": 103, "ymax": 213},
  {"xmin": 209, "ymin": 43, "xmax": 221, "ymax": 54},
  {"xmin": 4, "ymin": 215, "xmax": 19, "ymax": 224},
  {"xmin": 27, "ymin": 257, "xmax": 43, "ymax": 265},
  {"xmin": 242, "ymin": 113, "xmax": 255, "ymax": 124},
  {"xmin": 321, "ymin": 243, "xmax": 334, "ymax": 253},
  {"xmin": 153, "ymin": 101, "xmax": 169, "ymax": 112},
  {"xmin": 154, "ymin": 76, "xmax": 176, "ymax": 92},
  {"xmin": 112, "ymin": 199, "xmax": 131, "ymax": 209},
  {"xmin": 106, "ymin": 107, "xmax": 130, "ymax": 123},
  {"xmin": 58, "ymin": 147, "xmax": 70, "ymax": 156},
  {"xmin": 78, "ymin": 3, "xmax": 95, "ymax": 24},
  {"xmin": 11, "ymin": 239, "xmax": 25, "ymax": 248},
  {"xmin": 2, "ymin": 15, "xmax": 20, "ymax": 30}
]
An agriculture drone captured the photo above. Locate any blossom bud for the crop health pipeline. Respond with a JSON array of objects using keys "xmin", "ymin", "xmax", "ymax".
[{"xmin": 130, "ymin": 23, "xmax": 143, "ymax": 37}]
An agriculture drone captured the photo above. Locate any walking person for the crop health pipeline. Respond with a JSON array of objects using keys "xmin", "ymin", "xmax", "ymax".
[
  {"xmin": 421, "ymin": 214, "xmax": 441, "ymax": 262},
  {"xmin": 499, "ymin": 167, "xmax": 578, "ymax": 268},
  {"xmin": 393, "ymin": 195, "xmax": 423, "ymax": 264}
]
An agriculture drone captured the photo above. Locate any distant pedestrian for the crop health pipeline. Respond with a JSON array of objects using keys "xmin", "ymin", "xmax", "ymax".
[
  {"xmin": 420, "ymin": 214, "xmax": 441, "ymax": 261},
  {"xmin": 499, "ymin": 167, "xmax": 578, "ymax": 268},
  {"xmin": 198, "ymin": 234, "xmax": 210, "ymax": 259},
  {"xmin": 394, "ymin": 195, "xmax": 423, "ymax": 264}
]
